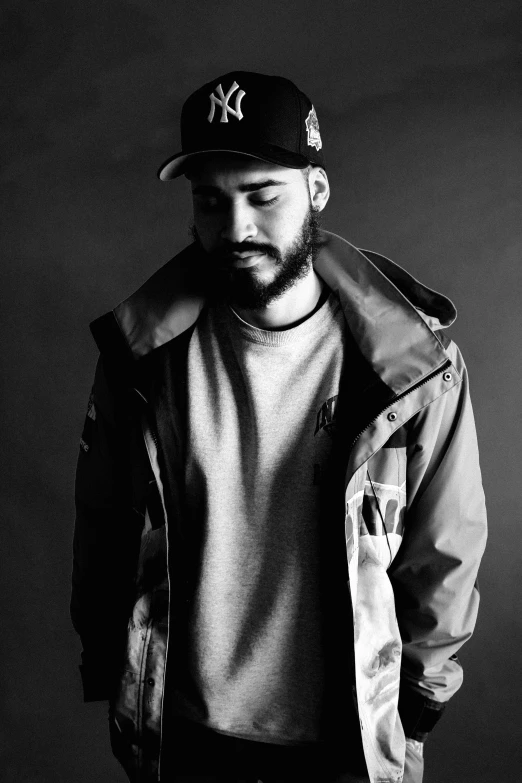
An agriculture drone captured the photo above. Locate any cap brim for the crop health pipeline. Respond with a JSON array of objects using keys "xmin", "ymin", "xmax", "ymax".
[{"xmin": 157, "ymin": 146, "xmax": 311, "ymax": 180}]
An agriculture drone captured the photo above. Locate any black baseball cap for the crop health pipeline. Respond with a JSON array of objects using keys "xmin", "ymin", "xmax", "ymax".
[{"xmin": 157, "ymin": 70, "xmax": 325, "ymax": 180}]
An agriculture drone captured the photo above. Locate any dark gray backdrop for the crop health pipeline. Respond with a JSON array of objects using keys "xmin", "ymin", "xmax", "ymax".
[{"xmin": 2, "ymin": 1, "xmax": 521, "ymax": 781}]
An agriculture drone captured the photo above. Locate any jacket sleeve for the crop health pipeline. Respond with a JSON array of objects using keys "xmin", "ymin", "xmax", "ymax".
[
  {"xmin": 389, "ymin": 339, "xmax": 487, "ymax": 741},
  {"xmin": 71, "ymin": 355, "xmax": 144, "ymax": 702}
]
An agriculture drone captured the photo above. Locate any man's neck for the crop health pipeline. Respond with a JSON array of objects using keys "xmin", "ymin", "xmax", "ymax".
[{"xmin": 230, "ymin": 268, "xmax": 326, "ymax": 331}]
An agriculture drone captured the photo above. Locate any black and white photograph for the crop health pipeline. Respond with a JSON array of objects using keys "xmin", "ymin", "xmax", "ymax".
[{"xmin": 2, "ymin": 2, "xmax": 521, "ymax": 781}]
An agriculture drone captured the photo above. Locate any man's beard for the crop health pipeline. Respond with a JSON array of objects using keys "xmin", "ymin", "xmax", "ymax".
[{"xmin": 191, "ymin": 207, "xmax": 322, "ymax": 310}]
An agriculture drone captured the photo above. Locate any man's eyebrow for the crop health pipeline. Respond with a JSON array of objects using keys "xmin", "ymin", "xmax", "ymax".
[{"xmin": 192, "ymin": 179, "xmax": 288, "ymax": 196}]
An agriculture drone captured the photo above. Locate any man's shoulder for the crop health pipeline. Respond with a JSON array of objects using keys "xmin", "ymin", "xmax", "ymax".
[{"xmin": 90, "ymin": 244, "xmax": 207, "ymax": 362}]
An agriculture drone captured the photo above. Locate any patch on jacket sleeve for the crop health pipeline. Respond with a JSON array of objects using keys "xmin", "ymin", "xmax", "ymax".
[
  {"xmin": 86, "ymin": 392, "xmax": 97, "ymax": 421},
  {"xmin": 79, "ymin": 390, "xmax": 96, "ymax": 453}
]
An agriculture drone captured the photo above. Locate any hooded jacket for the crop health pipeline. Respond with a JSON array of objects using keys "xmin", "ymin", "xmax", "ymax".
[{"xmin": 71, "ymin": 231, "xmax": 487, "ymax": 783}]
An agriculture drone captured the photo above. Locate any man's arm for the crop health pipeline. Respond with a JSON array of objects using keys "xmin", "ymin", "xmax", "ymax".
[
  {"xmin": 389, "ymin": 339, "xmax": 487, "ymax": 742},
  {"xmin": 71, "ymin": 356, "xmax": 143, "ymax": 702}
]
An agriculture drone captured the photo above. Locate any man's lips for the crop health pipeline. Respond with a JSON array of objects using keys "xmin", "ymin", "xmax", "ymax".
[{"xmin": 220, "ymin": 251, "xmax": 269, "ymax": 268}]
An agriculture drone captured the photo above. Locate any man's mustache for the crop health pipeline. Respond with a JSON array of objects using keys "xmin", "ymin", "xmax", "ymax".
[{"xmin": 208, "ymin": 243, "xmax": 280, "ymax": 264}]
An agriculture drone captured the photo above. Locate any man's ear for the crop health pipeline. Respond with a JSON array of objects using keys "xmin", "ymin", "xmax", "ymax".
[{"xmin": 308, "ymin": 167, "xmax": 330, "ymax": 212}]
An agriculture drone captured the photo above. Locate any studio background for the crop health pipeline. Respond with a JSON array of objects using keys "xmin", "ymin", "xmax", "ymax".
[{"xmin": 2, "ymin": 1, "xmax": 521, "ymax": 781}]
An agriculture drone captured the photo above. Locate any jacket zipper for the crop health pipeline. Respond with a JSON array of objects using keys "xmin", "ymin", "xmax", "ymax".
[{"xmin": 350, "ymin": 358, "xmax": 453, "ymax": 449}]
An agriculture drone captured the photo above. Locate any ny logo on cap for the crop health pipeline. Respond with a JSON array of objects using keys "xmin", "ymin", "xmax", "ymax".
[{"xmin": 208, "ymin": 81, "xmax": 246, "ymax": 123}]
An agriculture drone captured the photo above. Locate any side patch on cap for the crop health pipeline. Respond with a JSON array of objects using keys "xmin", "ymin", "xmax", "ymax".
[{"xmin": 305, "ymin": 107, "xmax": 322, "ymax": 151}]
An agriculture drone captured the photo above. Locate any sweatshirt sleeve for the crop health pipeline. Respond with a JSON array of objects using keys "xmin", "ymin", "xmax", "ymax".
[
  {"xmin": 71, "ymin": 356, "xmax": 144, "ymax": 702},
  {"xmin": 389, "ymin": 339, "xmax": 487, "ymax": 741}
]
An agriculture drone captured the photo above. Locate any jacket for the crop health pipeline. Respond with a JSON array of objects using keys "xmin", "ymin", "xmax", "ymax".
[{"xmin": 71, "ymin": 230, "xmax": 487, "ymax": 783}]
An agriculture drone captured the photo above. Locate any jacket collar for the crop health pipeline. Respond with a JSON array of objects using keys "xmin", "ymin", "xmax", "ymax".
[
  {"xmin": 313, "ymin": 231, "xmax": 455, "ymax": 394},
  {"xmin": 91, "ymin": 230, "xmax": 456, "ymax": 397}
]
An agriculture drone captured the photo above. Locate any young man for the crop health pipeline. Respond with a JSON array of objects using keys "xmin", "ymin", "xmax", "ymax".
[{"xmin": 71, "ymin": 72, "xmax": 487, "ymax": 783}]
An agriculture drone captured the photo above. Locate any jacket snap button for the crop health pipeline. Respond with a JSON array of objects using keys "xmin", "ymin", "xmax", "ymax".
[
  {"xmin": 147, "ymin": 678, "xmax": 155, "ymax": 687},
  {"xmin": 443, "ymin": 372, "xmax": 452, "ymax": 382},
  {"xmin": 387, "ymin": 412, "xmax": 397, "ymax": 422}
]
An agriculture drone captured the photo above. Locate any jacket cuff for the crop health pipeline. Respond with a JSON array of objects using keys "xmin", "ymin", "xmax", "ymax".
[{"xmin": 398, "ymin": 685, "xmax": 446, "ymax": 742}]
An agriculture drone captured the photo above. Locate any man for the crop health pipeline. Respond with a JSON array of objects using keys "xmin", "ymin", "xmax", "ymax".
[{"xmin": 71, "ymin": 71, "xmax": 487, "ymax": 783}]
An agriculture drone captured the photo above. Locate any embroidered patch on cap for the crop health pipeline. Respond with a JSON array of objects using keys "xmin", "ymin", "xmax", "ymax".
[
  {"xmin": 305, "ymin": 106, "xmax": 322, "ymax": 151},
  {"xmin": 208, "ymin": 81, "xmax": 246, "ymax": 123}
]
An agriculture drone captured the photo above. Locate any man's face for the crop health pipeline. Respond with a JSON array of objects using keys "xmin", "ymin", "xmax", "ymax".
[{"xmin": 188, "ymin": 154, "xmax": 323, "ymax": 309}]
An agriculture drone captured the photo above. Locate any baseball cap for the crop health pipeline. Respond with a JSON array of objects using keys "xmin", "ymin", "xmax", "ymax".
[{"xmin": 157, "ymin": 70, "xmax": 325, "ymax": 180}]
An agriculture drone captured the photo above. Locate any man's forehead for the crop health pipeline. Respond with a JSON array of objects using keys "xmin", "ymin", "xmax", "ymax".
[{"xmin": 187, "ymin": 153, "xmax": 302, "ymax": 186}]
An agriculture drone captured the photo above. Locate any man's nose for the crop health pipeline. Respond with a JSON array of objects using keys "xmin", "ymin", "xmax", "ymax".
[{"xmin": 220, "ymin": 204, "xmax": 257, "ymax": 244}]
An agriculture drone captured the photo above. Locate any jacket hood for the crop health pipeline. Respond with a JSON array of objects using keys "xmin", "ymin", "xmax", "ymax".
[{"xmin": 91, "ymin": 230, "xmax": 456, "ymax": 396}]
